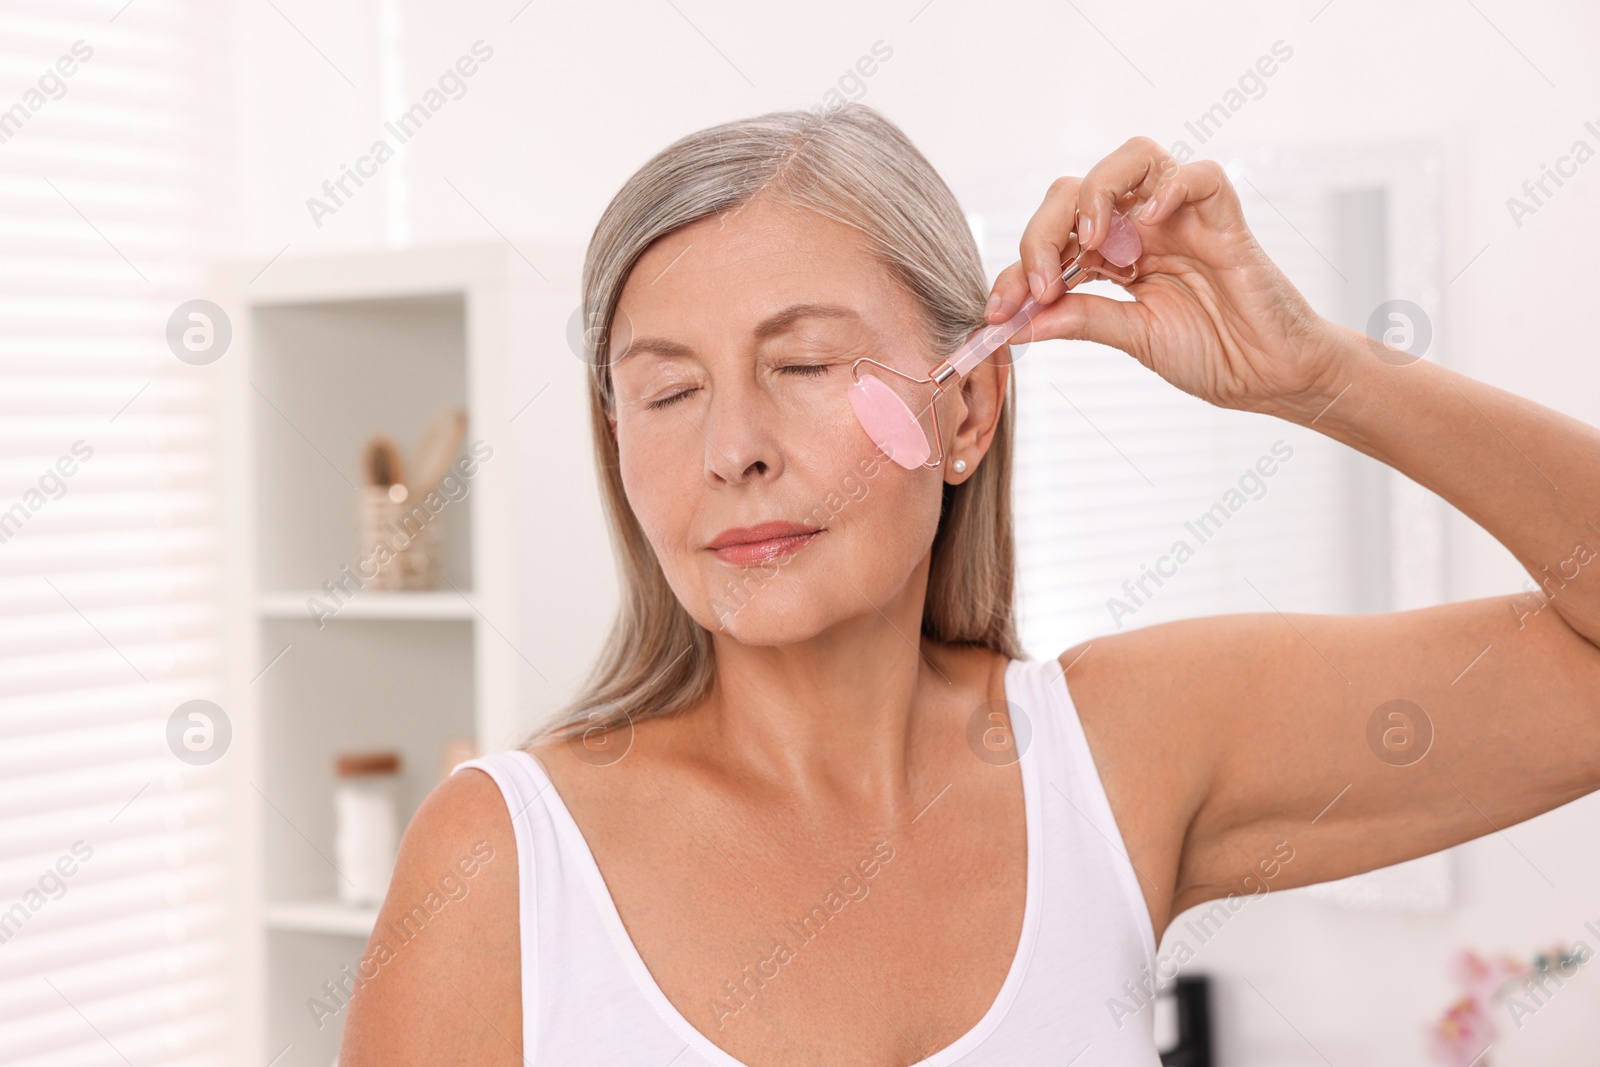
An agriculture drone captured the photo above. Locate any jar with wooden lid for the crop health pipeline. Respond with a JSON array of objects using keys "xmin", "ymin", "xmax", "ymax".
[{"xmin": 333, "ymin": 751, "xmax": 401, "ymax": 906}]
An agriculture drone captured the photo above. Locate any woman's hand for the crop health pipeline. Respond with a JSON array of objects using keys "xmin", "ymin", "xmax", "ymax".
[{"xmin": 988, "ymin": 136, "xmax": 1349, "ymax": 420}]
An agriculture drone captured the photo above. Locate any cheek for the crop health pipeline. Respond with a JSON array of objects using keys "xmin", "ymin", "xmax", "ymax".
[
  {"xmin": 809, "ymin": 436, "xmax": 943, "ymax": 585},
  {"xmin": 861, "ymin": 467, "xmax": 942, "ymax": 558},
  {"xmin": 617, "ymin": 432, "xmax": 692, "ymax": 550}
]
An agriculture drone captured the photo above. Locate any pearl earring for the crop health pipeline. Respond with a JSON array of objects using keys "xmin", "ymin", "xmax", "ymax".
[{"xmin": 952, "ymin": 458, "xmax": 968, "ymax": 474}]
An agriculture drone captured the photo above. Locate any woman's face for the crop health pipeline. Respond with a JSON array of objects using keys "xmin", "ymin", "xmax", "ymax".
[{"xmin": 606, "ymin": 195, "xmax": 1002, "ymax": 646}]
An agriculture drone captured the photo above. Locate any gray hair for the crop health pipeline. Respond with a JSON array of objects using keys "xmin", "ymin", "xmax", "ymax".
[{"xmin": 525, "ymin": 102, "xmax": 1022, "ymax": 749}]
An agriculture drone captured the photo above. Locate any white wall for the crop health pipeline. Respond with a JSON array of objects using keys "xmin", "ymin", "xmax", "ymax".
[{"xmin": 220, "ymin": 1, "xmax": 1600, "ymax": 1061}]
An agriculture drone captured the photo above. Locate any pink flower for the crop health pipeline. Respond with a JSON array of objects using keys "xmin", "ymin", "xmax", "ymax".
[
  {"xmin": 1427, "ymin": 995, "xmax": 1495, "ymax": 1067},
  {"xmin": 1428, "ymin": 946, "xmax": 1549, "ymax": 1066}
]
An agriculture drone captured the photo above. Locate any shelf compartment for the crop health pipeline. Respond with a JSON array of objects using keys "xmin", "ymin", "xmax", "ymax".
[{"xmin": 250, "ymin": 293, "xmax": 474, "ymax": 595}]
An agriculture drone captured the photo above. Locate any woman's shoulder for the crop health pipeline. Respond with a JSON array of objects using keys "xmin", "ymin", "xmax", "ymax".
[
  {"xmin": 404, "ymin": 754, "xmax": 527, "ymax": 877},
  {"xmin": 339, "ymin": 765, "xmax": 523, "ymax": 1064}
]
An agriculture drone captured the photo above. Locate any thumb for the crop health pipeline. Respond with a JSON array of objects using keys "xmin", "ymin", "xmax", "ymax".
[{"xmin": 1020, "ymin": 288, "xmax": 1144, "ymax": 354}]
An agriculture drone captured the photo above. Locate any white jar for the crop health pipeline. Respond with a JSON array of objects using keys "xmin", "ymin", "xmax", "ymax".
[{"xmin": 333, "ymin": 752, "xmax": 401, "ymax": 907}]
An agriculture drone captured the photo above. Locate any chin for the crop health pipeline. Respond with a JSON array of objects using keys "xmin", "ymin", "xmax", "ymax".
[
  {"xmin": 700, "ymin": 581, "xmax": 834, "ymax": 645},
  {"xmin": 707, "ymin": 612, "xmax": 822, "ymax": 647}
]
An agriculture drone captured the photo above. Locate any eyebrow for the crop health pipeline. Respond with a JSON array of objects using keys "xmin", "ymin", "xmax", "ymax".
[{"xmin": 614, "ymin": 302, "xmax": 862, "ymax": 364}]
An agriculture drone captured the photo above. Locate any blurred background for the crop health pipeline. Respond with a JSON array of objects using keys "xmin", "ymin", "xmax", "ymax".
[{"xmin": 2, "ymin": 0, "xmax": 1598, "ymax": 1064}]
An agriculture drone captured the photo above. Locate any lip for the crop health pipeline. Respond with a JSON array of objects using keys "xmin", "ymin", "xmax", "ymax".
[{"xmin": 706, "ymin": 521, "xmax": 824, "ymax": 565}]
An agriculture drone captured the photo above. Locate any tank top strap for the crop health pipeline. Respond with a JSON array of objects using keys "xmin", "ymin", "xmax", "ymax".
[
  {"xmin": 453, "ymin": 748, "xmax": 556, "ymax": 832},
  {"xmin": 450, "ymin": 749, "xmax": 550, "ymax": 1056},
  {"xmin": 1010, "ymin": 654, "xmax": 1158, "ymax": 975}
]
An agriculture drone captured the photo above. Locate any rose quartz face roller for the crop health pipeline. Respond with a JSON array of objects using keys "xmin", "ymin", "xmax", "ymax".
[{"xmin": 848, "ymin": 209, "xmax": 1143, "ymax": 470}]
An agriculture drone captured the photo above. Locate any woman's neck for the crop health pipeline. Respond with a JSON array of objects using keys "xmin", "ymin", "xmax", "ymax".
[{"xmin": 680, "ymin": 622, "xmax": 981, "ymax": 815}]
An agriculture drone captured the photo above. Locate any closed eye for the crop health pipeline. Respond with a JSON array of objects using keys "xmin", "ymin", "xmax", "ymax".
[
  {"xmin": 645, "ymin": 364, "xmax": 830, "ymax": 410},
  {"xmin": 646, "ymin": 388, "xmax": 695, "ymax": 411}
]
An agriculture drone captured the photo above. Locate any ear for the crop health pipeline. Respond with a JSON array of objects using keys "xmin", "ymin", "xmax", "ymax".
[{"xmin": 943, "ymin": 347, "xmax": 1010, "ymax": 484}]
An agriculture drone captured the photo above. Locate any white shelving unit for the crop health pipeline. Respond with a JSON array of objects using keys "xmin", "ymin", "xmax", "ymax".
[
  {"xmin": 256, "ymin": 590, "xmax": 475, "ymax": 620},
  {"xmin": 216, "ymin": 242, "xmax": 585, "ymax": 1067},
  {"xmin": 265, "ymin": 901, "xmax": 383, "ymax": 938}
]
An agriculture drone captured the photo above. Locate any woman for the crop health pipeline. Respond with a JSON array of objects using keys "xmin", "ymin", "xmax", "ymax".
[{"xmin": 341, "ymin": 104, "xmax": 1600, "ymax": 1065}]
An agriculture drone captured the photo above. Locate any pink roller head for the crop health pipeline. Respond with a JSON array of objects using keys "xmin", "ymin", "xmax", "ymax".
[
  {"xmin": 848, "ymin": 373, "xmax": 929, "ymax": 469},
  {"xmin": 1097, "ymin": 209, "xmax": 1142, "ymax": 267}
]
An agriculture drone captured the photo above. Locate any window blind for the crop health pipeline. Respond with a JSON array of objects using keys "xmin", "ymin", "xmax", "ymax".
[
  {"xmin": 0, "ymin": 2, "xmax": 230, "ymax": 1064},
  {"xmin": 974, "ymin": 175, "xmax": 1377, "ymax": 662}
]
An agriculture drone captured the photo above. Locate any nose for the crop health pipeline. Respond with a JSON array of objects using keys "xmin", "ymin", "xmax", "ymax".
[{"xmin": 700, "ymin": 378, "xmax": 781, "ymax": 486}]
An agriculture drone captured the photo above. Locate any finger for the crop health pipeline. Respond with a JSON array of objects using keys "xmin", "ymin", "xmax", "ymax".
[
  {"xmin": 1016, "ymin": 176, "xmax": 1088, "ymax": 307},
  {"xmin": 1134, "ymin": 157, "xmax": 1234, "ymax": 228},
  {"xmin": 1078, "ymin": 136, "xmax": 1181, "ymax": 254},
  {"xmin": 1015, "ymin": 288, "xmax": 1147, "ymax": 356},
  {"xmin": 989, "ymin": 246, "xmax": 1101, "ymax": 323},
  {"xmin": 986, "ymin": 260, "xmax": 1030, "ymax": 322}
]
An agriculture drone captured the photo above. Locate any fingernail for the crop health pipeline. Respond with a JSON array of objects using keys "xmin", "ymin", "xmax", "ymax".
[
  {"xmin": 1027, "ymin": 272, "xmax": 1044, "ymax": 300},
  {"xmin": 985, "ymin": 291, "xmax": 1003, "ymax": 317},
  {"xmin": 1079, "ymin": 215, "xmax": 1095, "ymax": 247},
  {"xmin": 1139, "ymin": 197, "xmax": 1158, "ymax": 220}
]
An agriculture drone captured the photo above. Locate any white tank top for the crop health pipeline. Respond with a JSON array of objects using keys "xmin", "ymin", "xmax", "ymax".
[{"xmin": 452, "ymin": 655, "xmax": 1163, "ymax": 1064}]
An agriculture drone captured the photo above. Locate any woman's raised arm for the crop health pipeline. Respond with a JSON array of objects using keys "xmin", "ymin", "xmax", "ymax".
[{"xmin": 986, "ymin": 136, "xmax": 1600, "ymax": 937}]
